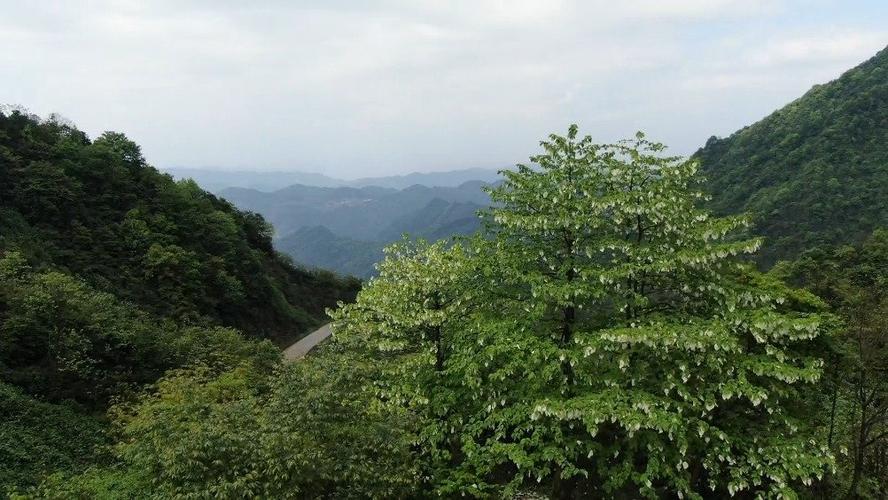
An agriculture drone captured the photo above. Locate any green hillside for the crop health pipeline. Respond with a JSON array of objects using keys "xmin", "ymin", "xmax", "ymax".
[
  {"xmin": 0, "ymin": 109, "xmax": 357, "ymax": 341},
  {"xmin": 277, "ymin": 226, "xmax": 386, "ymax": 278},
  {"xmin": 696, "ymin": 45, "xmax": 888, "ymax": 265},
  {"xmin": 0, "ymin": 109, "xmax": 358, "ymax": 492}
]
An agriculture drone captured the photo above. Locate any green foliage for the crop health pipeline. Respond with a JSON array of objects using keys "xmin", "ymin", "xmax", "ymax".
[
  {"xmin": 0, "ymin": 109, "xmax": 358, "ymax": 341},
  {"xmin": 0, "ymin": 382, "xmax": 106, "ymax": 494},
  {"xmin": 0, "ymin": 251, "xmax": 278, "ymax": 408},
  {"xmin": 334, "ymin": 128, "xmax": 834, "ymax": 497},
  {"xmin": 18, "ymin": 466, "xmax": 149, "ymax": 500},
  {"xmin": 332, "ymin": 237, "xmax": 480, "ymax": 370},
  {"xmin": 32, "ymin": 345, "xmax": 417, "ymax": 499},
  {"xmin": 0, "ymin": 247, "xmax": 279, "ymax": 493},
  {"xmin": 775, "ymin": 230, "xmax": 888, "ymax": 497},
  {"xmin": 695, "ymin": 46, "xmax": 888, "ymax": 266},
  {"xmin": 0, "ymin": 107, "xmax": 360, "ymax": 493},
  {"xmin": 331, "ymin": 237, "xmax": 487, "ymax": 492}
]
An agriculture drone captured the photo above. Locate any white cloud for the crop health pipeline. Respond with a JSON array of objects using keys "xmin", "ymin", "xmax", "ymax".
[
  {"xmin": 683, "ymin": 28, "xmax": 886, "ymax": 92},
  {"xmin": 748, "ymin": 31, "xmax": 887, "ymax": 67},
  {"xmin": 0, "ymin": 0, "xmax": 885, "ymax": 176}
]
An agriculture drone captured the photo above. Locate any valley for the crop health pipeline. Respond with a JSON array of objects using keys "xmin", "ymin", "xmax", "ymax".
[{"xmin": 1, "ymin": 11, "xmax": 885, "ymax": 497}]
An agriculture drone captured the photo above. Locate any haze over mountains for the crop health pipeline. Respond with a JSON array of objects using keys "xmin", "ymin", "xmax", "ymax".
[
  {"xmin": 181, "ymin": 46, "xmax": 888, "ymax": 278},
  {"xmin": 161, "ymin": 168, "xmax": 503, "ymax": 278},
  {"xmin": 165, "ymin": 167, "xmax": 503, "ymax": 193},
  {"xmin": 221, "ymin": 180, "xmax": 493, "ymax": 277}
]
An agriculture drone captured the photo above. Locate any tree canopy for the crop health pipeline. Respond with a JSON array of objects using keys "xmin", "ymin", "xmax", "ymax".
[
  {"xmin": 0, "ymin": 109, "xmax": 358, "ymax": 494},
  {"xmin": 333, "ymin": 128, "xmax": 834, "ymax": 498},
  {"xmin": 0, "ymin": 108, "xmax": 359, "ymax": 342}
]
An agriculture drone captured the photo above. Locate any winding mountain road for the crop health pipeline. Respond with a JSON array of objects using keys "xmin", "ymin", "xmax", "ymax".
[{"xmin": 283, "ymin": 323, "xmax": 332, "ymax": 361}]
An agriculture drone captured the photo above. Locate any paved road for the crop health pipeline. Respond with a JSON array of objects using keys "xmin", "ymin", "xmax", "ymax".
[{"xmin": 283, "ymin": 323, "xmax": 332, "ymax": 361}]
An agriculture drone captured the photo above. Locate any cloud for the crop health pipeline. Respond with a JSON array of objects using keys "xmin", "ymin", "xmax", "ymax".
[
  {"xmin": 748, "ymin": 31, "xmax": 888, "ymax": 67},
  {"xmin": 0, "ymin": 0, "xmax": 885, "ymax": 176},
  {"xmin": 682, "ymin": 28, "xmax": 887, "ymax": 92}
]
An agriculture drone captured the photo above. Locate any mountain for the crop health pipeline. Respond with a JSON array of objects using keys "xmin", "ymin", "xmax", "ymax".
[
  {"xmin": 277, "ymin": 226, "xmax": 386, "ymax": 278},
  {"xmin": 165, "ymin": 166, "xmax": 504, "ymax": 193},
  {"xmin": 349, "ymin": 167, "xmax": 503, "ymax": 189},
  {"xmin": 377, "ymin": 197, "xmax": 482, "ymax": 241},
  {"xmin": 221, "ymin": 181, "xmax": 490, "ymax": 276},
  {"xmin": 696, "ymin": 45, "xmax": 888, "ymax": 265},
  {"xmin": 0, "ymin": 110, "xmax": 358, "ymax": 343},
  {"xmin": 275, "ymin": 199, "xmax": 484, "ymax": 278},
  {"xmin": 163, "ymin": 167, "xmax": 346, "ymax": 192},
  {"xmin": 0, "ymin": 108, "xmax": 363, "ymax": 492}
]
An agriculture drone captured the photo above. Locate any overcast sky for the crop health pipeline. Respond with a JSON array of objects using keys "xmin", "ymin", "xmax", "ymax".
[{"xmin": 2, "ymin": 1, "xmax": 886, "ymax": 178}]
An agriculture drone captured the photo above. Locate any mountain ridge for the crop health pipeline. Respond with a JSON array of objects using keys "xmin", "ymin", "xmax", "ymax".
[
  {"xmin": 696, "ymin": 44, "xmax": 888, "ymax": 265},
  {"xmin": 220, "ymin": 181, "xmax": 491, "ymax": 241},
  {"xmin": 165, "ymin": 166, "xmax": 504, "ymax": 193}
]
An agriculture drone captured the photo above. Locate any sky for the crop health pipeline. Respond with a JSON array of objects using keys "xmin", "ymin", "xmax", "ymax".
[{"xmin": 2, "ymin": 1, "xmax": 886, "ymax": 178}]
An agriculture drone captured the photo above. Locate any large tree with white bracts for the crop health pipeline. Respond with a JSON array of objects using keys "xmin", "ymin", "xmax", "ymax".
[{"xmin": 334, "ymin": 127, "xmax": 834, "ymax": 498}]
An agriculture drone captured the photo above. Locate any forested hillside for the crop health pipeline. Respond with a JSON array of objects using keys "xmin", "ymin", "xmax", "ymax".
[
  {"xmin": 0, "ymin": 109, "xmax": 358, "ymax": 494},
  {"xmin": 0, "ymin": 109, "xmax": 358, "ymax": 340},
  {"xmin": 696, "ymin": 45, "xmax": 888, "ymax": 265}
]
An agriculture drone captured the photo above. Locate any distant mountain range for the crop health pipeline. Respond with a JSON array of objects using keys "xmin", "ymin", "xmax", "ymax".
[
  {"xmin": 164, "ymin": 167, "xmax": 504, "ymax": 193},
  {"xmin": 278, "ymin": 226, "xmax": 386, "ymax": 279},
  {"xmin": 220, "ymin": 180, "xmax": 494, "ymax": 277},
  {"xmin": 184, "ymin": 46, "xmax": 888, "ymax": 278}
]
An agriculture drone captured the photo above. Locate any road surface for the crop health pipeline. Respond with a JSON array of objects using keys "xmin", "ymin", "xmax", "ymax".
[{"xmin": 283, "ymin": 323, "xmax": 332, "ymax": 361}]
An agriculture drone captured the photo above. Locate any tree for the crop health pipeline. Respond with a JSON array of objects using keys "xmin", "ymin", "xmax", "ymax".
[
  {"xmin": 335, "ymin": 127, "xmax": 834, "ymax": 498},
  {"xmin": 92, "ymin": 131, "xmax": 145, "ymax": 167},
  {"xmin": 843, "ymin": 297, "xmax": 888, "ymax": 497},
  {"xmin": 777, "ymin": 230, "xmax": 888, "ymax": 497},
  {"xmin": 332, "ymin": 238, "xmax": 479, "ymax": 371},
  {"xmin": 330, "ymin": 238, "xmax": 483, "ymax": 489},
  {"xmin": 29, "ymin": 347, "xmax": 418, "ymax": 499}
]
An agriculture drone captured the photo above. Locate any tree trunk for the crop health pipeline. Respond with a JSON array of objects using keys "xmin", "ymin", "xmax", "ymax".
[
  {"xmin": 847, "ymin": 385, "xmax": 867, "ymax": 499},
  {"xmin": 433, "ymin": 325, "xmax": 444, "ymax": 372},
  {"xmin": 561, "ymin": 304, "xmax": 576, "ymax": 388},
  {"xmin": 551, "ymin": 463, "xmax": 576, "ymax": 500},
  {"xmin": 828, "ymin": 372, "xmax": 838, "ymax": 447}
]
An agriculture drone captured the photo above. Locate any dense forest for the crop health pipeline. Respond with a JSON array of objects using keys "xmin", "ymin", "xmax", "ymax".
[
  {"xmin": 2, "ymin": 123, "xmax": 882, "ymax": 499},
  {"xmin": 696, "ymin": 46, "xmax": 888, "ymax": 266},
  {"xmin": 2, "ymin": 47, "xmax": 887, "ymax": 499},
  {"xmin": 0, "ymin": 109, "xmax": 358, "ymax": 494},
  {"xmin": 0, "ymin": 109, "xmax": 359, "ymax": 340}
]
